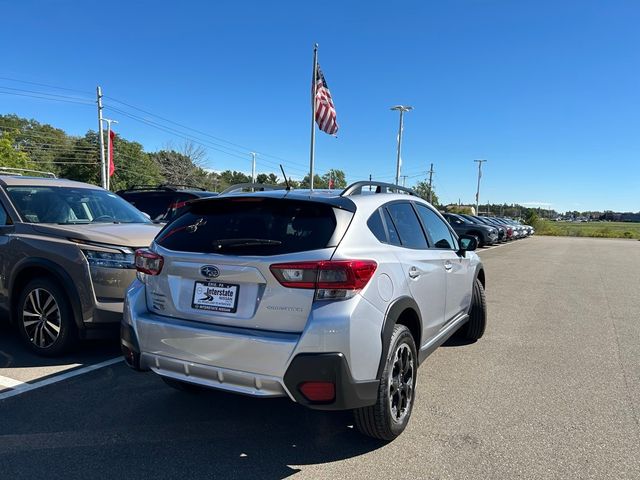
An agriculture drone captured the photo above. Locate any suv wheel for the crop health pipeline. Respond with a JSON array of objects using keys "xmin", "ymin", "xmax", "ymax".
[
  {"xmin": 17, "ymin": 278, "xmax": 76, "ymax": 356},
  {"xmin": 459, "ymin": 278, "xmax": 487, "ymax": 340},
  {"xmin": 354, "ymin": 324, "xmax": 417, "ymax": 441}
]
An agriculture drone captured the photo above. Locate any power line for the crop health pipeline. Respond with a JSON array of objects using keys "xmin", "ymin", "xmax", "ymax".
[
  {"xmin": 0, "ymin": 77, "xmax": 93, "ymax": 95},
  {"xmin": 105, "ymin": 95, "xmax": 310, "ymax": 170},
  {"xmin": 0, "ymin": 90, "xmax": 93, "ymax": 106},
  {"xmin": 0, "ymin": 86, "xmax": 93, "ymax": 103}
]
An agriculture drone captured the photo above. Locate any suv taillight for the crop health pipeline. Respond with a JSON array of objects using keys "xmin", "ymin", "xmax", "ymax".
[
  {"xmin": 135, "ymin": 249, "xmax": 164, "ymax": 275},
  {"xmin": 269, "ymin": 260, "xmax": 377, "ymax": 300}
]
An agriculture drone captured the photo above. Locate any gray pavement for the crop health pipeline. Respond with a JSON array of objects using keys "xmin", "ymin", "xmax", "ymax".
[{"xmin": 0, "ymin": 236, "xmax": 638, "ymax": 479}]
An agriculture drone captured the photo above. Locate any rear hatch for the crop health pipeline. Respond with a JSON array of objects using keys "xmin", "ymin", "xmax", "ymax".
[{"xmin": 143, "ymin": 195, "xmax": 353, "ymax": 332}]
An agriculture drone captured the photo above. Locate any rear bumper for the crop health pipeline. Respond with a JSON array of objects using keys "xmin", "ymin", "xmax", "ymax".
[{"xmin": 122, "ymin": 279, "xmax": 383, "ymax": 410}]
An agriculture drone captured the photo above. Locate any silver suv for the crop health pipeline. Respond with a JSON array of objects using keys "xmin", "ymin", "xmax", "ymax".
[
  {"xmin": 122, "ymin": 182, "xmax": 487, "ymax": 440},
  {"xmin": 0, "ymin": 171, "xmax": 161, "ymax": 355}
]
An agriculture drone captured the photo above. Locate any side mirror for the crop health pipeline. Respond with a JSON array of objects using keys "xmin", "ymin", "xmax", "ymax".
[{"xmin": 458, "ymin": 234, "xmax": 477, "ymax": 254}]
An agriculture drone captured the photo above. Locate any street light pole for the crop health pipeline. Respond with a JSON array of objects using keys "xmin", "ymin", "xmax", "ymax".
[
  {"xmin": 391, "ymin": 105, "xmax": 413, "ymax": 186},
  {"xmin": 474, "ymin": 159, "xmax": 487, "ymax": 215},
  {"xmin": 250, "ymin": 152, "xmax": 257, "ymax": 183}
]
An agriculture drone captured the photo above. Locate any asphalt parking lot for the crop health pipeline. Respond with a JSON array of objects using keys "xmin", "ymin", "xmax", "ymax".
[{"xmin": 0, "ymin": 236, "xmax": 638, "ymax": 479}]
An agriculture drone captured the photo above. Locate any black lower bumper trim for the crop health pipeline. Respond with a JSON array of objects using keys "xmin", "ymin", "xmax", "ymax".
[
  {"xmin": 283, "ymin": 353, "xmax": 379, "ymax": 411},
  {"xmin": 120, "ymin": 322, "xmax": 146, "ymax": 371}
]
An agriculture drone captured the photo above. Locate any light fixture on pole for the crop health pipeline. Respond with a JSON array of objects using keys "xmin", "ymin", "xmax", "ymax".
[
  {"xmin": 390, "ymin": 105, "xmax": 413, "ymax": 186},
  {"xmin": 103, "ymin": 118, "xmax": 118, "ymax": 191}
]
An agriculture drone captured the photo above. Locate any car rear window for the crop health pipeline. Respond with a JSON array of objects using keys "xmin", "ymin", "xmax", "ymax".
[{"xmin": 156, "ymin": 197, "xmax": 339, "ymax": 255}]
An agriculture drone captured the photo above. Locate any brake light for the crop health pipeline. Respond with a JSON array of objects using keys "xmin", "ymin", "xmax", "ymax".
[
  {"xmin": 135, "ymin": 249, "xmax": 164, "ymax": 275},
  {"xmin": 269, "ymin": 260, "xmax": 377, "ymax": 300}
]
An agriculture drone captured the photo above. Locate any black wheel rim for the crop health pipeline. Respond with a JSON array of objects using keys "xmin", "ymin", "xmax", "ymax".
[
  {"xmin": 22, "ymin": 288, "xmax": 61, "ymax": 348},
  {"xmin": 388, "ymin": 342, "xmax": 414, "ymax": 423}
]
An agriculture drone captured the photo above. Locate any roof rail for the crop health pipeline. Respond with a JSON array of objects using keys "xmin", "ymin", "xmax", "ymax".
[
  {"xmin": 340, "ymin": 181, "xmax": 418, "ymax": 197},
  {"xmin": 159, "ymin": 183, "xmax": 206, "ymax": 191},
  {"xmin": 0, "ymin": 167, "xmax": 57, "ymax": 178},
  {"xmin": 220, "ymin": 183, "xmax": 287, "ymax": 195}
]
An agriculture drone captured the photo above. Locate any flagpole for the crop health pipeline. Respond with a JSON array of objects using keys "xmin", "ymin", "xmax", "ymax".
[{"xmin": 309, "ymin": 43, "xmax": 318, "ymax": 191}]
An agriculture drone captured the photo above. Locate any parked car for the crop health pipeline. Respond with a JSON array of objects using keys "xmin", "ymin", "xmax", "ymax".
[
  {"xmin": 122, "ymin": 181, "xmax": 487, "ymax": 441},
  {"xmin": 459, "ymin": 214, "xmax": 507, "ymax": 243},
  {"xmin": 442, "ymin": 213, "xmax": 499, "ymax": 247},
  {"xmin": 477, "ymin": 216, "xmax": 514, "ymax": 241},
  {"xmin": 0, "ymin": 169, "xmax": 162, "ymax": 355},
  {"xmin": 117, "ymin": 184, "xmax": 218, "ymax": 223}
]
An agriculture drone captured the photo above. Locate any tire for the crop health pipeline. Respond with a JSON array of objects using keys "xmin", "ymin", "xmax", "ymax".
[
  {"xmin": 470, "ymin": 233, "xmax": 483, "ymax": 248},
  {"xmin": 161, "ymin": 375, "xmax": 202, "ymax": 393},
  {"xmin": 16, "ymin": 278, "xmax": 77, "ymax": 356},
  {"xmin": 459, "ymin": 278, "xmax": 487, "ymax": 341},
  {"xmin": 354, "ymin": 324, "xmax": 417, "ymax": 441}
]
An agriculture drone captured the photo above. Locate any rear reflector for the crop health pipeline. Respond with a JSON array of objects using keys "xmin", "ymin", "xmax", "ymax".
[
  {"xmin": 135, "ymin": 249, "xmax": 164, "ymax": 275},
  {"xmin": 299, "ymin": 381, "xmax": 335, "ymax": 402}
]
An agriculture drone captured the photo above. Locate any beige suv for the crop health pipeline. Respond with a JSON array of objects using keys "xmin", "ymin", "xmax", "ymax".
[{"xmin": 0, "ymin": 170, "xmax": 161, "ymax": 355}]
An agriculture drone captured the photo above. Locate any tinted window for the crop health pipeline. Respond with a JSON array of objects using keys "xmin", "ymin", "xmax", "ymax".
[
  {"xmin": 415, "ymin": 204, "xmax": 456, "ymax": 250},
  {"xmin": 382, "ymin": 209, "xmax": 402, "ymax": 246},
  {"xmin": 367, "ymin": 209, "xmax": 387, "ymax": 242},
  {"xmin": 7, "ymin": 187, "xmax": 149, "ymax": 224},
  {"xmin": 119, "ymin": 191, "xmax": 177, "ymax": 222},
  {"xmin": 0, "ymin": 202, "xmax": 8, "ymax": 225},
  {"xmin": 156, "ymin": 198, "xmax": 337, "ymax": 255},
  {"xmin": 385, "ymin": 203, "xmax": 428, "ymax": 249}
]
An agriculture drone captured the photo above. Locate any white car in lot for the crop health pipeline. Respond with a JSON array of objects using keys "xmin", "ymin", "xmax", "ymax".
[{"xmin": 121, "ymin": 182, "xmax": 487, "ymax": 440}]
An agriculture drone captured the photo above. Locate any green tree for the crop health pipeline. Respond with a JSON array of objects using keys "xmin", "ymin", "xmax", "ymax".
[
  {"xmin": 0, "ymin": 131, "xmax": 34, "ymax": 169},
  {"xmin": 413, "ymin": 180, "xmax": 439, "ymax": 206},
  {"xmin": 321, "ymin": 169, "xmax": 347, "ymax": 189}
]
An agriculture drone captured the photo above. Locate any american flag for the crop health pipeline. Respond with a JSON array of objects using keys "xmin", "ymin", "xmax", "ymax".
[{"xmin": 314, "ymin": 64, "xmax": 339, "ymax": 135}]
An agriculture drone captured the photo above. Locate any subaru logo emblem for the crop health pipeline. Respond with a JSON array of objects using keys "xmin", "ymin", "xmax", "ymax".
[{"xmin": 200, "ymin": 265, "xmax": 220, "ymax": 278}]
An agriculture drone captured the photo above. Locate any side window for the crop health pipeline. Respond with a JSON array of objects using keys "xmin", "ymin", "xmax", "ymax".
[
  {"xmin": 382, "ymin": 209, "xmax": 402, "ymax": 246},
  {"xmin": 367, "ymin": 209, "xmax": 387, "ymax": 242},
  {"xmin": 385, "ymin": 203, "xmax": 428, "ymax": 249},
  {"xmin": 415, "ymin": 204, "xmax": 456, "ymax": 250},
  {"xmin": 0, "ymin": 202, "xmax": 8, "ymax": 225}
]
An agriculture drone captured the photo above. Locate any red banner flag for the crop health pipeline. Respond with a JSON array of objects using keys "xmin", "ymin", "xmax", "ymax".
[{"xmin": 108, "ymin": 130, "xmax": 116, "ymax": 177}]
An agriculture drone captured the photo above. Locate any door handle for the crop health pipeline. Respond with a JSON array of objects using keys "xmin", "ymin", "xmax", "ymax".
[
  {"xmin": 408, "ymin": 266, "xmax": 420, "ymax": 279},
  {"xmin": 444, "ymin": 261, "xmax": 453, "ymax": 272}
]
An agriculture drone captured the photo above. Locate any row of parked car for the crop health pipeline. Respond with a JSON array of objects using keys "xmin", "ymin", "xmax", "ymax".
[
  {"xmin": 443, "ymin": 212, "xmax": 535, "ymax": 246},
  {"xmin": 1, "ymin": 169, "xmax": 495, "ymax": 441}
]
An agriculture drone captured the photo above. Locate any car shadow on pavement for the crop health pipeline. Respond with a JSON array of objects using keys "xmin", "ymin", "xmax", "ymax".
[
  {"xmin": 0, "ymin": 365, "xmax": 387, "ymax": 479},
  {"xmin": 442, "ymin": 336, "xmax": 477, "ymax": 347},
  {"xmin": 0, "ymin": 317, "xmax": 120, "ymax": 369}
]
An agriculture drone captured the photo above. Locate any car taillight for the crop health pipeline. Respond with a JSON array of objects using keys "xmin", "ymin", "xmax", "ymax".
[
  {"xmin": 269, "ymin": 260, "xmax": 377, "ymax": 300},
  {"xmin": 135, "ymin": 249, "xmax": 164, "ymax": 275}
]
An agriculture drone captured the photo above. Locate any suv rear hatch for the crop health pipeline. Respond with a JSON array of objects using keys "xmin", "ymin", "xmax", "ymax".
[{"xmin": 141, "ymin": 195, "xmax": 354, "ymax": 332}]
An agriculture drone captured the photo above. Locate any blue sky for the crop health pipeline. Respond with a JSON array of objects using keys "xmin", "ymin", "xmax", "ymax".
[{"xmin": 1, "ymin": 0, "xmax": 639, "ymax": 212}]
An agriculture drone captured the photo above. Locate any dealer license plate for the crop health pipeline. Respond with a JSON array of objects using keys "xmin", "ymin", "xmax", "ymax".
[{"xmin": 192, "ymin": 281, "xmax": 239, "ymax": 313}]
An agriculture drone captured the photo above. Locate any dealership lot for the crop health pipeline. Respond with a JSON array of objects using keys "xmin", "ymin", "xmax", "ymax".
[{"xmin": 0, "ymin": 236, "xmax": 638, "ymax": 479}]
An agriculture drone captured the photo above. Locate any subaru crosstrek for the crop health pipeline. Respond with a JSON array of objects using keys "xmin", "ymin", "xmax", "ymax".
[{"xmin": 122, "ymin": 182, "xmax": 487, "ymax": 440}]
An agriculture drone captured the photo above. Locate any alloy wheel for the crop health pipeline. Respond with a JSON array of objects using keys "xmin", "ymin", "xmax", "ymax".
[
  {"xmin": 388, "ymin": 342, "xmax": 414, "ymax": 423},
  {"xmin": 22, "ymin": 288, "xmax": 61, "ymax": 349}
]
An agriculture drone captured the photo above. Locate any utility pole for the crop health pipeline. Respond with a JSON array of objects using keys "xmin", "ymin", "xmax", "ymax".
[
  {"xmin": 427, "ymin": 163, "xmax": 434, "ymax": 204},
  {"xmin": 369, "ymin": 174, "xmax": 372, "ymax": 191},
  {"xmin": 390, "ymin": 105, "xmax": 413, "ymax": 186},
  {"xmin": 103, "ymin": 118, "xmax": 118, "ymax": 191},
  {"xmin": 474, "ymin": 159, "xmax": 487, "ymax": 215},
  {"xmin": 97, "ymin": 86, "xmax": 106, "ymax": 189},
  {"xmin": 401, "ymin": 175, "xmax": 408, "ymax": 187},
  {"xmin": 250, "ymin": 152, "xmax": 257, "ymax": 183}
]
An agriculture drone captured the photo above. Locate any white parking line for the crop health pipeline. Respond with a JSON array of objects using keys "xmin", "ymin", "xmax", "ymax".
[
  {"xmin": 0, "ymin": 375, "xmax": 26, "ymax": 389},
  {"xmin": 0, "ymin": 357, "xmax": 122, "ymax": 401}
]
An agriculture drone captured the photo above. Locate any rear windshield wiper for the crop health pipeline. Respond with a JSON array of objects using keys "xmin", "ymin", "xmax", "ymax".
[{"xmin": 214, "ymin": 238, "xmax": 282, "ymax": 250}]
